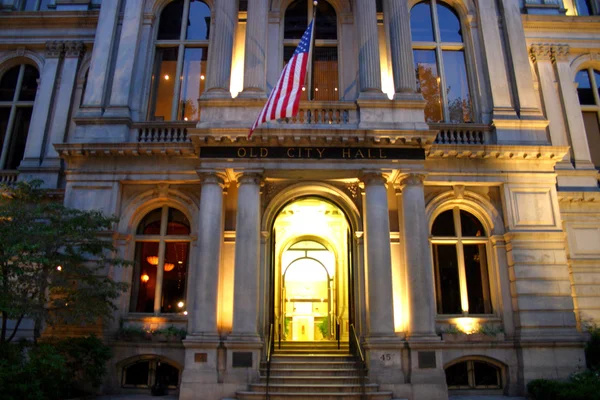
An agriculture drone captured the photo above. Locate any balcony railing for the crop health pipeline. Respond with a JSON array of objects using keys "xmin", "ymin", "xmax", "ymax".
[
  {"xmin": 0, "ymin": 170, "xmax": 18, "ymax": 185},
  {"xmin": 132, "ymin": 122, "xmax": 194, "ymax": 143},
  {"xmin": 431, "ymin": 123, "xmax": 495, "ymax": 145},
  {"xmin": 278, "ymin": 101, "xmax": 358, "ymax": 126}
]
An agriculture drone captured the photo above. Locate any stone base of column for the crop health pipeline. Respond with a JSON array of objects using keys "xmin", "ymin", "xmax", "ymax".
[
  {"xmin": 72, "ymin": 118, "xmax": 131, "ymax": 143},
  {"xmin": 358, "ymin": 90, "xmax": 388, "ymax": 101},
  {"xmin": 556, "ymin": 167, "xmax": 600, "ymax": 189},
  {"xmin": 363, "ymin": 339, "xmax": 406, "ymax": 385},
  {"xmin": 201, "ymin": 89, "xmax": 233, "ymax": 100},
  {"xmin": 18, "ymin": 164, "xmax": 61, "ymax": 189},
  {"xmin": 76, "ymin": 106, "xmax": 104, "ymax": 118},
  {"xmin": 356, "ymin": 98, "xmax": 432, "ymax": 136},
  {"xmin": 407, "ymin": 343, "xmax": 447, "ymax": 400},
  {"xmin": 223, "ymin": 339, "xmax": 262, "ymax": 387},
  {"xmin": 493, "ymin": 117, "xmax": 550, "ymax": 144},
  {"xmin": 406, "ymin": 332, "xmax": 440, "ymax": 342},
  {"xmin": 103, "ymin": 105, "xmax": 132, "ymax": 119},
  {"xmin": 237, "ymin": 89, "xmax": 267, "ymax": 99}
]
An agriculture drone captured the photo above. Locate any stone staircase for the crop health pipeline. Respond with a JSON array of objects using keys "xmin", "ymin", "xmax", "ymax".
[{"xmin": 233, "ymin": 341, "xmax": 394, "ymax": 400}]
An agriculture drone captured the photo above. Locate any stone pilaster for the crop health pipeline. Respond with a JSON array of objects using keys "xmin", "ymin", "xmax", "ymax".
[
  {"xmin": 78, "ymin": 0, "xmax": 121, "ymax": 116},
  {"xmin": 383, "ymin": 0, "xmax": 416, "ymax": 95},
  {"xmin": 553, "ymin": 44, "xmax": 596, "ymax": 171},
  {"xmin": 203, "ymin": 0, "xmax": 238, "ymax": 98},
  {"xmin": 190, "ymin": 171, "xmax": 227, "ymax": 339},
  {"xmin": 397, "ymin": 173, "xmax": 438, "ymax": 340},
  {"xmin": 230, "ymin": 171, "xmax": 263, "ymax": 340},
  {"xmin": 361, "ymin": 171, "xmax": 395, "ymax": 338},
  {"xmin": 42, "ymin": 41, "xmax": 85, "ymax": 171},
  {"xmin": 529, "ymin": 43, "xmax": 570, "ymax": 165},
  {"xmin": 499, "ymin": 0, "xmax": 541, "ymax": 116},
  {"xmin": 355, "ymin": 0, "xmax": 384, "ymax": 98},
  {"xmin": 239, "ymin": 0, "xmax": 267, "ymax": 97},
  {"xmin": 20, "ymin": 41, "xmax": 63, "ymax": 169},
  {"xmin": 104, "ymin": 0, "xmax": 145, "ymax": 118}
]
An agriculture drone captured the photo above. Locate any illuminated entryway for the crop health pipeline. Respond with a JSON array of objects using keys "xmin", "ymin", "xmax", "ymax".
[{"xmin": 273, "ymin": 197, "xmax": 351, "ymax": 342}]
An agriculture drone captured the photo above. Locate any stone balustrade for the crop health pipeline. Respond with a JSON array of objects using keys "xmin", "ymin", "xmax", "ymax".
[
  {"xmin": 0, "ymin": 170, "xmax": 18, "ymax": 185},
  {"xmin": 431, "ymin": 123, "xmax": 495, "ymax": 145},
  {"xmin": 133, "ymin": 122, "xmax": 194, "ymax": 143},
  {"xmin": 278, "ymin": 101, "xmax": 358, "ymax": 126}
]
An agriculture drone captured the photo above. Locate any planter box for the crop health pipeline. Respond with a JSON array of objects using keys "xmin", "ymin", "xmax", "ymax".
[{"xmin": 442, "ymin": 332, "xmax": 505, "ymax": 342}]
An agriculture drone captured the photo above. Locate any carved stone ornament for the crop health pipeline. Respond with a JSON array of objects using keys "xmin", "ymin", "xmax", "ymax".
[
  {"xmin": 552, "ymin": 44, "xmax": 570, "ymax": 63},
  {"xmin": 16, "ymin": 47, "xmax": 26, "ymax": 57},
  {"xmin": 398, "ymin": 173, "xmax": 426, "ymax": 189},
  {"xmin": 529, "ymin": 43, "xmax": 552, "ymax": 63},
  {"xmin": 64, "ymin": 41, "xmax": 85, "ymax": 58},
  {"xmin": 236, "ymin": 172, "xmax": 263, "ymax": 187},
  {"xmin": 45, "ymin": 41, "xmax": 64, "ymax": 58},
  {"xmin": 197, "ymin": 171, "xmax": 227, "ymax": 188},
  {"xmin": 361, "ymin": 172, "xmax": 387, "ymax": 187}
]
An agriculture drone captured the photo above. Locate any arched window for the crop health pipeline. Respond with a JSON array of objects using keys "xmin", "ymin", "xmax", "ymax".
[
  {"xmin": 130, "ymin": 206, "xmax": 191, "ymax": 314},
  {"xmin": 0, "ymin": 64, "xmax": 38, "ymax": 170},
  {"xmin": 410, "ymin": 1, "xmax": 473, "ymax": 123},
  {"xmin": 283, "ymin": 0, "xmax": 338, "ymax": 101},
  {"xmin": 431, "ymin": 208, "xmax": 492, "ymax": 315},
  {"xmin": 122, "ymin": 358, "xmax": 180, "ymax": 389},
  {"xmin": 149, "ymin": 0, "xmax": 210, "ymax": 121},
  {"xmin": 446, "ymin": 359, "xmax": 502, "ymax": 390},
  {"xmin": 575, "ymin": 68, "xmax": 600, "ymax": 168}
]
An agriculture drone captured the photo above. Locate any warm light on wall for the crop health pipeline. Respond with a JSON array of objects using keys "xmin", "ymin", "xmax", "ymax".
[
  {"xmin": 164, "ymin": 263, "xmax": 175, "ymax": 272},
  {"xmin": 146, "ymin": 256, "xmax": 158, "ymax": 265},
  {"xmin": 141, "ymin": 273, "xmax": 150, "ymax": 283},
  {"xmin": 454, "ymin": 317, "xmax": 479, "ymax": 335},
  {"xmin": 230, "ymin": 18, "xmax": 246, "ymax": 98}
]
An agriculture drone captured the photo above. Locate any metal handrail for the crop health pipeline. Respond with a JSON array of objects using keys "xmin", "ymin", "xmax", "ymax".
[
  {"xmin": 265, "ymin": 323, "xmax": 274, "ymax": 400},
  {"xmin": 349, "ymin": 324, "xmax": 367, "ymax": 400}
]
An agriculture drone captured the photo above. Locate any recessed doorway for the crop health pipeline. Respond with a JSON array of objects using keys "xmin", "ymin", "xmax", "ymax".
[{"xmin": 272, "ymin": 197, "xmax": 352, "ymax": 342}]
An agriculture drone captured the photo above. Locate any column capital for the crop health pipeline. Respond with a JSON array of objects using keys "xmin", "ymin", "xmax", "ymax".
[
  {"xmin": 397, "ymin": 172, "xmax": 427, "ymax": 189},
  {"xmin": 234, "ymin": 169, "xmax": 264, "ymax": 187},
  {"xmin": 529, "ymin": 43, "xmax": 552, "ymax": 63},
  {"xmin": 197, "ymin": 170, "xmax": 228, "ymax": 187},
  {"xmin": 360, "ymin": 171, "xmax": 389, "ymax": 187},
  {"xmin": 63, "ymin": 41, "xmax": 85, "ymax": 59},
  {"xmin": 45, "ymin": 41, "xmax": 64, "ymax": 58},
  {"xmin": 551, "ymin": 44, "xmax": 570, "ymax": 63}
]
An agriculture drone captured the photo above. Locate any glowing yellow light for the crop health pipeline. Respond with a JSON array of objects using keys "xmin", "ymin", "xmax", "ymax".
[
  {"xmin": 164, "ymin": 74, "xmax": 170, "ymax": 80},
  {"xmin": 146, "ymin": 256, "xmax": 159, "ymax": 265},
  {"xmin": 315, "ymin": 88, "xmax": 319, "ymax": 92},
  {"xmin": 164, "ymin": 263, "xmax": 175, "ymax": 272},
  {"xmin": 177, "ymin": 301, "xmax": 185, "ymax": 308},
  {"xmin": 141, "ymin": 273, "xmax": 150, "ymax": 283},
  {"xmin": 200, "ymin": 75, "xmax": 205, "ymax": 80},
  {"xmin": 56, "ymin": 266, "xmax": 62, "ymax": 271},
  {"xmin": 183, "ymin": 311, "xmax": 188, "ymax": 316},
  {"xmin": 183, "ymin": 117, "xmax": 188, "ymax": 121},
  {"xmin": 334, "ymin": 87, "xmax": 338, "ymax": 92},
  {"xmin": 455, "ymin": 317, "xmax": 478, "ymax": 335},
  {"xmin": 302, "ymin": 87, "xmax": 306, "ymax": 91}
]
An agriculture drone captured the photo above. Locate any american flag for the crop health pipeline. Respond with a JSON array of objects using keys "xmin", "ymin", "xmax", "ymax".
[{"xmin": 249, "ymin": 20, "xmax": 315, "ymax": 137}]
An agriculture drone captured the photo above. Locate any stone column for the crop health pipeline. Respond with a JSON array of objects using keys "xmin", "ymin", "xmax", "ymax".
[
  {"xmin": 398, "ymin": 173, "xmax": 437, "ymax": 340},
  {"xmin": 20, "ymin": 41, "xmax": 63, "ymax": 169},
  {"xmin": 500, "ymin": 0, "xmax": 540, "ymax": 114},
  {"xmin": 43, "ymin": 41, "xmax": 84, "ymax": 166},
  {"xmin": 239, "ymin": 0, "xmax": 267, "ymax": 97},
  {"xmin": 355, "ymin": 0, "xmax": 384, "ymax": 98},
  {"xmin": 230, "ymin": 171, "xmax": 262, "ymax": 340},
  {"xmin": 361, "ymin": 172, "xmax": 395, "ymax": 338},
  {"xmin": 191, "ymin": 171, "xmax": 227, "ymax": 339},
  {"xmin": 203, "ymin": 0, "xmax": 238, "ymax": 98},
  {"xmin": 78, "ymin": 0, "xmax": 121, "ymax": 116},
  {"xmin": 476, "ymin": 1, "xmax": 515, "ymax": 117},
  {"xmin": 383, "ymin": 0, "xmax": 416, "ymax": 95},
  {"xmin": 104, "ymin": 0, "xmax": 144, "ymax": 118},
  {"xmin": 529, "ymin": 44, "xmax": 570, "ymax": 151},
  {"xmin": 553, "ymin": 44, "xmax": 595, "ymax": 170}
]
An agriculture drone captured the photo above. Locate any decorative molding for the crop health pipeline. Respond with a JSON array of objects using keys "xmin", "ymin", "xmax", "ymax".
[
  {"xmin": 427, "ymin": 145, "xmax": 570, "ymax": 163},
  {"xmin": 552, "ymin": 44, "xmax": 570, "ymax": 62},
  {"xmin": 63, "ymin": 41, "xmax": 85, "ymax": 58},
  {"xmin": 45, "ymin": 41, "xmax": 64, "ymax": 58},
  {"xmin": 529, "ymin": 43, "xmax": 553, "ymax": 63},
  {"xmin": 398, "ymin": 173, "xmax": 427, "ymax": 189}
]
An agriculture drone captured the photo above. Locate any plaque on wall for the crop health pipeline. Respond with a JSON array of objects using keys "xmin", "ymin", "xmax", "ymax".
[
  {"xmin": 232, "ymin": 351, "xmax": 253, "ymax": 368},
  {"xmin": 418, "ymin": 351, "xmax": 436, "ymax": 369}
]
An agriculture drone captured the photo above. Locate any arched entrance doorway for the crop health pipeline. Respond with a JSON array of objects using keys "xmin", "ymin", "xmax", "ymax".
[{"xmin": 272, "ymin": 197, "xmax": 352, "ymax": 342}]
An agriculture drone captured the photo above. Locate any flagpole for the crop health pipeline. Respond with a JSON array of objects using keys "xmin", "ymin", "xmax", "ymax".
[{"xmin": 307, "ymin": 1, "xmax": 318, "ymax": 101}]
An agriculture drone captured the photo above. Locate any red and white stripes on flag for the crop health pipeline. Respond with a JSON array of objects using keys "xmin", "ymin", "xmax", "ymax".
[{"xmin": 249, "ymin": 20, "xmax": 315, "ymax": 137}]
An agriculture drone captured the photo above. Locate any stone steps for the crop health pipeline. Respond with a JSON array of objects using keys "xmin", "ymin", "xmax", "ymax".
[{"xmin": 233, "ymin": 341, "xmax": 392, "ymax": 400}]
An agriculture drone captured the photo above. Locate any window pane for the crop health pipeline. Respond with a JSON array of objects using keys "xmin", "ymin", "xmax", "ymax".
[
  {"xmin": 0, "ymin": 108, "xmax": 9, "ymax": 156},
  {"xmin": 161, "ymin": 242, "xmax": 189, "ymax": 313},
  {"xmin": 186, "ymin": 1, "xmax": 211, "ymax": 40},
  {"xmin": 5, "ymin": 107, "xmax": 32, "ymax": 170},
  {"xmin": 410, "ymin": 2, "xmax": 434, "ymax": 42},
  {"xmin": 582, "ymin": 111, "xmax": 600, "ymax": 168},
  {"xmin": 156, "ymin": 362, "xmax": 180, "ymax": 388},
  {"xmin": 433, "ymin": 244, "xmax": 462, "ymax": 314},
  {"xmin": 474, "ymin": 362, "xmax": 500, "ymax": 387},
  {"xmin": 0, "ymin": 65, "xmax": 20, "ymax": 102},
  {"xmin": 576, "ymin": 0, "xmax": 592, "ymax": 15},
  {"xmin": 124, "ymin": 361, "xmax": 150, "ymax": 386},
  {"xmin": 576, "ymin": 70, "xmax": 595, "ymax": 105},
  {"xmin": 443, "ymin": 50, "xmax": 472, "ymax": 123},
  {"xmin": 19, "ymin": 65, "xmax": 39, "ymax": 101},
  {"xmin": 131, "ymin": 242, "xmax": 159, "ymax": 313},
  {"xmin": 464, "ymin": 244, "xmax": 492, "ymax": 314},
  {"xmin": 158, "ymin": 0, "xmax": 184, "ymax": 40},
  {"xmin": 167, "ymin": 208, "xmax": 190, "ymax": 235},
  {"xmin": 446, "ymin": 362, "xmax": 469, "ymax": 387},
  {"xmin": 414, "ymin": 50, "xmax": 442, "ymax": 122},
  {"xmin": 284, "ymin": 0, "xmax": 308, "ymax": 40},
  {"xmin": 437, "ymin": 3, "xmax": 463, "ymax": 42},
  {"xmin": 460, "ymin": 210, "xmax": 485, "ymax": 237},
  {"xmin": 316, "ymin": 1, "xmax": 337, "ymax": 40},
  {"xmin": 313, "ymin": 47, "xmax": 338, "ymax": 101},
  {"xmin": 178, "ymin": 48, "xmax": 207, "ymax": 121},
  {"xmin": 137, "ymin": 208, "xmax": 163, "ymax": 235},
  {"xmin": 431, "ymin": 210, "xmax": 455, "ymax": 236},
  {"xmin": 151, "ymin": 48, "xmax": 178, "ymax": 121}
]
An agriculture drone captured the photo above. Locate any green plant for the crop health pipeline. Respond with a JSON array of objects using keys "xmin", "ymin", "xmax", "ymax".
[
  {"xmin": 318, "ymin": 316, "xmax": 330, "ymax": 339},
  {"xmin": 56, "ymin": 335, "xmax": 112, "ymax": 389},
  {"xmin": 154, "ymin": 325, "xmax": 186, "ymax": 339},
  {"xmin": 441, "ymin": 325, "xmax": 460, "ymax": 334},
  {"xmin": 586, "ymin": 324, "xmax": 600, "ymax": 370},
  {"xmin": 527, "ymin": 370, "xmax": 600, "ymax": 400},
  {"xmin": 476, "ymin": 324, "xmax": 504, "ymax": 336}
]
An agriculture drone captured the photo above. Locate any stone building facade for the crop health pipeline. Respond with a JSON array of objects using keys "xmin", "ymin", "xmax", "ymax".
[{"xmin": 1, "ymin": 0, "xmax": 599, "ymax": 399}]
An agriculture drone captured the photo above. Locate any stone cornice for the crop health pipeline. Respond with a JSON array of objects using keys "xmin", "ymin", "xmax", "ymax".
[
  {"xmin": 0, "ymin": 11, "xmax": 99, "ymax": 28},
  {"xmin": 55, "ymin": 143, "xmax": 196, "ymax": 160},
  {"xmin": 522, "ymin": 14, "xmax": 600, "ymax": 33},
  {"xmin": 427, "ymin": 144, "xmax": 570, "ymax": 163},
  {"xmin": 558, "ymin": 191, "xmax": 600, "ymax": 203}
]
